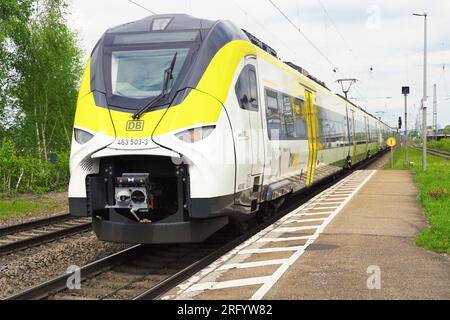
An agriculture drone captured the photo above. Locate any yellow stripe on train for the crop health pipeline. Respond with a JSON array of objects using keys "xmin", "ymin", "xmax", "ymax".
[{"xmin": 73, "ymin": 40, "xmax": 257, "ymax": 138}]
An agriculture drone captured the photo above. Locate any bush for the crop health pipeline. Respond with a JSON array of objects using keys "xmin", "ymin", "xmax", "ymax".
[{"xmin": 0, "ymin": 138, "xmax": 69, "ymax": 195}]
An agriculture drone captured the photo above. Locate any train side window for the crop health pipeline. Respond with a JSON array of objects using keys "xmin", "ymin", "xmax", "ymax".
[
  {"xmin": 355, "ymin": 118, "xmax": 365, "ymax": 144},
  {"xmin": 317, "ymin": 106, "xmax": 347, "ymax": 149},
  {"xmin": 265, "ymin": 89, "xmax": 282, "ymax": 140},
  {"xmin": 282, "ymin": 95, "xmax": 307, "ymax": 140},
  {"xmin": 282, "ymin": 95, "xmax": 295, "ymax": 138},
  {"xmin": 235, "ymin": 65, "xmax": 259, "ymax": 111}
]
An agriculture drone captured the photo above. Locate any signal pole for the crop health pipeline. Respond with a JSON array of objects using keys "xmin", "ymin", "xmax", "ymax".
[{"xmin": 402, "ymin": 87, "xmax": 410, "ymax": 167}]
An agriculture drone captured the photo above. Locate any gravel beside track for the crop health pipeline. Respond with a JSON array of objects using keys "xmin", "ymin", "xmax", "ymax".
[
  {"xmin": 365, "ymin": 150, "xmax": 392, "ymax": 169},
  {"xmin": 0, "ymin": 231, "xmax": 130, "ymax": 298}
]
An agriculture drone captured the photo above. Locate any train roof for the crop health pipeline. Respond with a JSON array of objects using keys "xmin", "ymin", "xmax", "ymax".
[
  {"xmin": 105, "ymin": 14, "xmax": 330, "ymax": 89},
  {"xmin": 103, "ymin": 14, "xmax": 392, "ymax": 129},
  {"xmin": 106, "ymin": 14, "xmax": 216, "ymax": 34}
]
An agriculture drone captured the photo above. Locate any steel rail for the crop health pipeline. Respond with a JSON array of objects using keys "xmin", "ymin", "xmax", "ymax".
[
  {"xmin": 4, "ymin": 148, "xmax": 388, "ymax": 300},
  {"xmin": 0, "ymin": 221, "xmax": 92, "ymax": 257},
  {"xmin": 411, "ymin": 144, "xmax": 450, "ymax": 160},
  {"xmin": 5, "ymin": 245, "xmax": 142, "ymax": 300},
  {"xmin": 134, "ymin": 148, "xmax": 389, "ymax": 300},
  {"xmin": 0, "ymin": 213, "xmax": 72, "ymax": 237}
]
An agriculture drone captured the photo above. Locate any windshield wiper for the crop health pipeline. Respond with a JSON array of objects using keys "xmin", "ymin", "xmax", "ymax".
[{"xmin": 132, "ymin": 52, "xmax": 178, "ymax": 120}]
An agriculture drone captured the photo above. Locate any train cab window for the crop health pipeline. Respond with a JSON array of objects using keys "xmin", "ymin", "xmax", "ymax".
[
  {"xmin": 235, "ymin": 64, "xmax": 259, "ymax": 111},
  {"xmin": 248, "ymin": 69, "xmax": 258, "ymax": 108}
]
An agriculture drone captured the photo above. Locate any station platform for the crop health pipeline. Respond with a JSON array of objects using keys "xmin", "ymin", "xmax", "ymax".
[{"xmin": 164, "ymin": 169, "xmax": 450, "ymax": 300}]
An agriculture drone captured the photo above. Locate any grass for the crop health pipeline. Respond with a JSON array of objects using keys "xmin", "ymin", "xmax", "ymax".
[
  {"xmin": 427, "ymin": 139, "xmax": 450, "ymax": 153},
  {"xmin": 385, "ymin": 147, "xmax": 450, "ymax": 255},
  {"xmin": 0, "ymin": 198, "xmax": 58, "ymax": 221}
]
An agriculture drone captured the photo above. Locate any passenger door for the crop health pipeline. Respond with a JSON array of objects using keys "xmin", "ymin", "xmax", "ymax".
[
  {"xmin": 245, "ymin": 56, "xmax": 265, "ymax": 178},
  {"xmin": 351, "ymin": 110, "xmax": 357, "ymax": 164},
  {"xmin": 305, "ymin": 90, "xmax": 318, "ymax": 186},
  {"xmin": 233, "ymin": 56, "xmax": 264, "ymax": 212}
]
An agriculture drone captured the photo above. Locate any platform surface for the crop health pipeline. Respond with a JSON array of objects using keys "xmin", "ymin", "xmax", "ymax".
[
  {"xmin": 266, "ymin": 170, "xmax": 450, "ymax": 299},
  {"xmin": 164, "ymin": 170, "xmax": 450, "ymax": 300}
]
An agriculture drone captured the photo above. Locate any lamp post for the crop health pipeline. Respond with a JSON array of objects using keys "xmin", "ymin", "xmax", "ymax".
[
  {"xmin": 413, "ymin": 12, "xmax": 428, "ymax": 172},
  {"xmin": 402, "ymin": 86, "xmax": 410, "ymax": 167}
]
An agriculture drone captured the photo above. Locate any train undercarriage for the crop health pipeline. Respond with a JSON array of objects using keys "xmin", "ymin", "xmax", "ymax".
[{"xmin": 86, "ymin": 156, "xmax": 228, "ymax": 244}]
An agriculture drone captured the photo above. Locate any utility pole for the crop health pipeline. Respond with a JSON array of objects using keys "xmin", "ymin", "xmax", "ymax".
[
  {"xmin": 336, "ymin": 78, "xmax": 358, "ymax": 150},
  {"xmin": 413, "ymin": 12, "xmax": 428, "ymax": 172},
  {"xmin": 336, "ymin": 78, "xmax": 358, "ymax": 101},
  {"xmin": 402, "ymin": 87, "xmax": 410, "ymax": 167},
  {"xmin": 375, "ymin": 111, "xmax": 385, "ymax": 121},
  {"xmin": 433, "ymin": 84, "xmax": 437, "ymax": 140}
]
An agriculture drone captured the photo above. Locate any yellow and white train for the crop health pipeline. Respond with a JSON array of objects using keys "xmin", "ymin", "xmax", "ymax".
[{"xmin": 69, "ymin": 14, "xmax": 392, "ymax": 243}]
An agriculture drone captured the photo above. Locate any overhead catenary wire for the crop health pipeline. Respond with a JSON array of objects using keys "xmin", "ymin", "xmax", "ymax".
[
  {"xmin": 316, "ymin": 0, "xmax": 354, "ymax": 55},
  {"xmin": 268, "ymin": 0, "xmax": 367, "ymax": 101},
  {"xmin": 267, "ymin": 0, "xmax": 337, "ymax": 71},
  {"xmin": 126, "ymin": 0, "xmax": 367, "ymax": 102},
  {"xmin": 127, "ymin": 0, "xmax": 157, "ymax": 15},
  {"xmin": 232, "ymin": 0, "xmax": 303, "ymax": 65},
  {"xmin": 315, "ymin": 0, "xmax": 368, "ymax": 98}
]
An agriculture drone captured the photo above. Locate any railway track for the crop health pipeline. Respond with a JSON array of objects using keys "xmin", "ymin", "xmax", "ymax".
[
  {"xmin": 5, "ymin": 231, "xmax": 240, "ymax": 300},
  {"xmin": 0, "ymin": 214, "xmax": 91, "ymax": 257},
  {"xmin": 5, "ymin": 190, "xmax": 332, "ymax": 300},
  {"xmin": 410, "ymin": 144, "xmax": 450, "ymax": 160},
  {"xmin": 5, "ymin": 150, "xmax": 387, "ymax": 300}
]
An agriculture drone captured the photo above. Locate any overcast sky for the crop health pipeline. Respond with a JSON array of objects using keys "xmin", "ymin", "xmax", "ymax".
[{"xmin": 68, "ymin": 0, "xmax": 450, "ymax": 129}]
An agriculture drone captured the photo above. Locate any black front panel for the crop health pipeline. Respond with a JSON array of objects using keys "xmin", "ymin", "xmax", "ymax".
[{"xmin": 86, "ymin": 156, "xmax": 187, "ymax": 223}]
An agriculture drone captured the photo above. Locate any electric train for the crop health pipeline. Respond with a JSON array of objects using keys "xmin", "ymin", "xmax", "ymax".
[{"xmin": 69, "ymin": 14, "xmax": 392, "ymax": 244}]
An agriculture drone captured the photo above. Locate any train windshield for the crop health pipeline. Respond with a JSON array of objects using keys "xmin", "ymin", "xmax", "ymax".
[{"xmin": 111, "ymin": 48, "xmax": 189, "ymax": 99}]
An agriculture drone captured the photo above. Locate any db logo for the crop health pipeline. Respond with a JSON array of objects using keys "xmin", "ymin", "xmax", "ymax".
[{"xmin": 126, "ymin": 120, "xmax": 144, "ymax": 131}]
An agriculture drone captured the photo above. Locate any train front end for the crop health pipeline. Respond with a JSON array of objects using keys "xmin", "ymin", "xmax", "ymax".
[{"xmin": 68, "ymin": 14, "xmax": 252, "ymax": 243}]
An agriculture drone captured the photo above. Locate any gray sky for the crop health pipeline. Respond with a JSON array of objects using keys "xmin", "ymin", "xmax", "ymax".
[{"xmin": 68, "ymin": 0, "xmax": 450, "ymax": 129}]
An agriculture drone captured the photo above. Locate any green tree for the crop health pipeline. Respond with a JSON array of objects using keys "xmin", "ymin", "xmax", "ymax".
[
  {"xmin": 14, "ymin": 0, "xmax": 82, "ymax": 160},
  {"xmin": 0, "ymin": 0, "xmax": 81, "ymax": 195},
  {"xmin": 444, "ymin": 125, "xmax": 450, "ymax": 135},
  {"xmin": 0, "ymin": 0, "xmax": 35, "ymax": 125}
]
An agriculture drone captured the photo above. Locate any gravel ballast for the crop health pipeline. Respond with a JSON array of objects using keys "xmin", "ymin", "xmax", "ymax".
[{"xmin": 0, "ymin": 231, "xmax": 130, "ymax": 299}]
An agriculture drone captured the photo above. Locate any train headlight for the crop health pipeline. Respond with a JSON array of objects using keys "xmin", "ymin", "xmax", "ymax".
[
  {"xmin": 175, "ymin": 125, "xmax": 215, "ymax": 143},
  {"xmin": 74, "ymin": 128, "xmax": 94, "ymax": 144},
  {"xmin": 115, "ymin": 190, "xmax": 131, "ymax": 206}
]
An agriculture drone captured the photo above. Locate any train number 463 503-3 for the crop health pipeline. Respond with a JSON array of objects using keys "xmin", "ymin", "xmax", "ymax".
[{"xmin": 115, "ymin": 138, "xmax": 149, "ymax": 146}]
